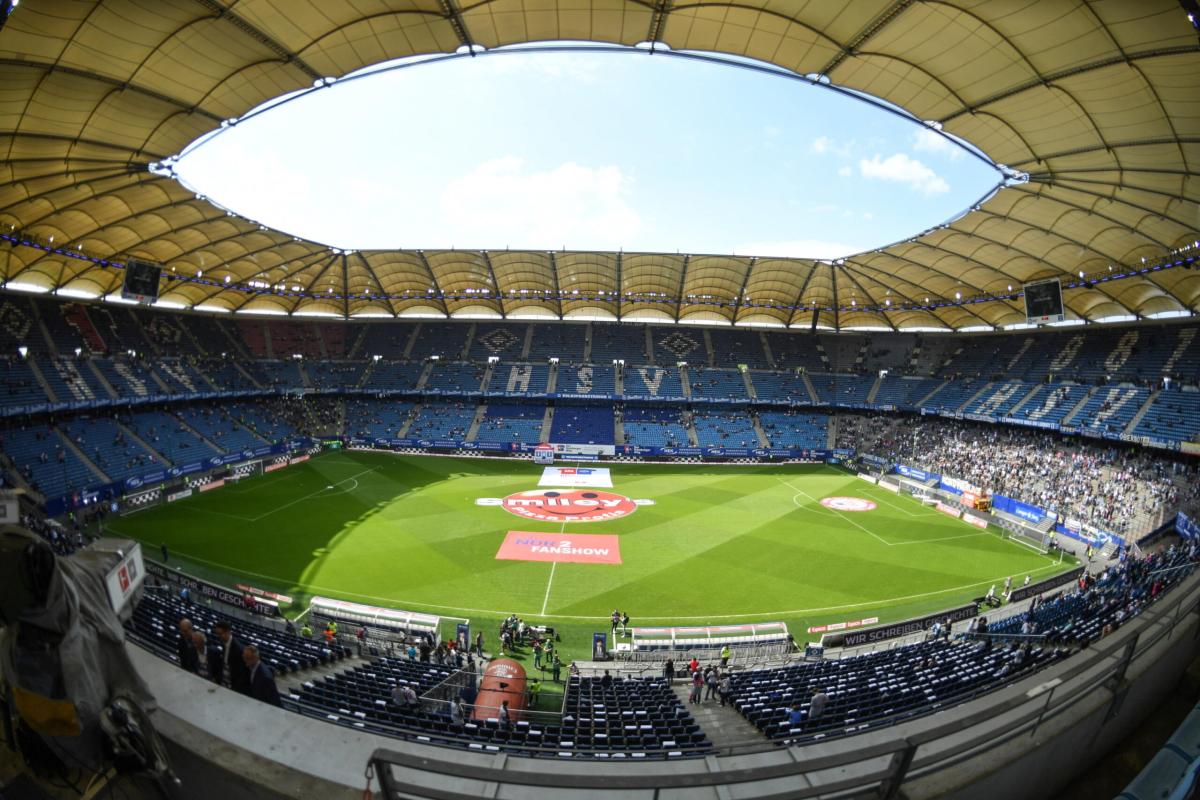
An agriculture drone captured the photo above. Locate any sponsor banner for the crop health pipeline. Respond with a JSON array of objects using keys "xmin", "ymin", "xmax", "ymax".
[
  {"xmin": 935, "ymin": 501, "xmax": 962, "ymax": 519},
  {"xmin": 1177, "ymin": 512, "xmax": 1200, "ymax": 541},
  {"xmin": 166, "ymin": 488, "xmax": 193, "ymax": 503},
  {"xmin": 992, "ymin": 494, "xmax": 1047, "ymax": 525},
  {"xmin": 704, "ymin": 447, "xmax": 751, "ymax": 457},
  {"xmin": 878, "ymin": 480, "xmax": 900, "ymax": 493},
  {"xmin": 857, "ymin": 473, "xmax": 878, "ymax": 484},
  {"xmin": 939, "ymin": 474, "xmax": 983, "ymax": 497},
  {"xmin": 551, "ymin": 442, "xmax": 617, "ymax": 457},
  {"xmin": 236, "ymin": 584, "xmax": 294, "ymax": 605},
  {"xmin": 289, "ymin": 454, "xmax": 310, "ymax": 465},
  {"xmin": 560, "ymin": 454, "xmax": 600, "ymax": 462},
  {"xmin": 894, "ymin": 464, "xmax": 939, "ymax": 483},
  {"xmin": 145, "ymin": 560, "xmax": 279, "ymax": 617},
  {"xmin": 479, "ymin": 489, "xmax": 650, "ymax": 523},
  {"xmin": 1182, "ymin": 441, "xmax": 1200, "ymax": 457},
  {"xmin": 539, "ymin": 467, "xmax": 613, "ymax": 488},
  {"xmin": 963, "ymin": 513, "xmax": 988, "ymax": 530},
  {"xmin": 860, "ymin": 453, "xmax": 889, "ymax": 468},
  {"xmin": 264, "ymin": 461, "xmax": 288, "ymax": 473},
  {"xmin": 823, "ymin": 604, "xmax": 976, "ymax": 648},
  {"xmin": 820, "ymin": 496, "xmax": 877, "ymax": 512},
  {"xmin": 198, "ymin": 479, "xmax": 225, "ymax": 492},
  {"xmin": 807, "ymin": 616, "xmax": 879, "ymax": 634},
  {"xmin": 495, "ymin": 531, "xmax": 622, "ymax": 565},
  {"xmin": 593, "ymin": 632, "xmax": 609, "ymax": 660},
  {"xmin": 1007, "ymin": 567, "xmax": 1085, "ymax": 604}
]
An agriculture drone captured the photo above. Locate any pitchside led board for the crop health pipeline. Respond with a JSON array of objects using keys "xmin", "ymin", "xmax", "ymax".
[{"xmin": 1024, "ymin": 278, "xmax": 1065, "ymax": 325}]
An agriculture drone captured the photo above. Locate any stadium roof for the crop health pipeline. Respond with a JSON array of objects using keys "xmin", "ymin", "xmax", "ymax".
[{"xmin": 0, "ymin": 0, "xmax": 1197, "ymax": 330}]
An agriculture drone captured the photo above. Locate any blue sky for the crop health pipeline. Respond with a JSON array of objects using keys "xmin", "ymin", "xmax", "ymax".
[{"xmin": 172, "ymin": 47, "xmax": 1002, "ymax": 259}]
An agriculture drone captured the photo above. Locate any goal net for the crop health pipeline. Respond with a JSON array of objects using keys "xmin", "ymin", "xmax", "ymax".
[{"xmin": 228, "ymin": 459, "xmax": 264, "ymax": 483}]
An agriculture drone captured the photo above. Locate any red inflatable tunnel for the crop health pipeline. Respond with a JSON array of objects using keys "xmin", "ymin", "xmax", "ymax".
[{"xmin": 472, "ymin": 658, "xmax": 527, "ymax": 722}]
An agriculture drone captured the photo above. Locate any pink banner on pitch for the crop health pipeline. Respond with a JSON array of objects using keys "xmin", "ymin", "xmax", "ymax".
[{"xmin": 495, "ymin": 531, "xmax": 622, "ymax": 565}]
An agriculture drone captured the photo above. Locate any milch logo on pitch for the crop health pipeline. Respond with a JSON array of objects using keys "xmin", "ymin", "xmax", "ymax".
[{"xmin": 476, "ymin": 489, "xmax": 654, "ymax": 523}]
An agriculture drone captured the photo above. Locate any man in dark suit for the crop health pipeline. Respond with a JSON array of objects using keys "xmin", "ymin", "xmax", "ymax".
[
  {"xmin": 177, "ymin": 618, "xmax": 194, "ymax": 668},
  {"xmin": 213, "ymin": 621, "xmax": 251, "ymax": 694},
  {"xmin": 243, "ymin": 644, "xmax": 283, "ymax": 708}
]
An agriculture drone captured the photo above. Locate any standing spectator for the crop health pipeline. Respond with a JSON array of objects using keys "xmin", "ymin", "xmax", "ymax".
[
  {"xmin": 176, "ymin": 619, "xmax": 194, "ymax": 667},
  {"xmin": 161, "ymin": 543, "xmax": 169, "ymax": 562},
  {"xmin": 705, "ymin": 667, "xmax": 719, "ymax": 701},
  {"xmin": 808, "ymin": 689, "xmax": 829, "ymax": 722},
  {"xmin": 551, "ymin": 654, "xmax": 563, "ymax": 682},
  {"xmin": 213, "ymin": 622, "xmax": 250, "ymax": 694},
  {"xmin": 620, "ymin": 611, "xmax": 630, "ymax": 636},
  {"xmin": 243, "ymin": 645, "xmax": 282, "ymax": 708},
  {"xmin": 719, "ymin": 673, "xmax": 732, "ymax": 707},
  {"xmin": 664, "ymin": 658, "xmax": 675, "ymax": 683},
  {"xmin": 720, "ymin": 645, "xmax": 731, "ymax": 666},
  {"xmin": 689, "ymin": 670, "xmax": 703, "ymax": 704}
]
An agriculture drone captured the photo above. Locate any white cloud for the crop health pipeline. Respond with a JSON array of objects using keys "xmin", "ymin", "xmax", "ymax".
[
  {"xmin": 440, "ymin": 156, "xmax": 641, "ymax": 250},
  {"xmin": 837, "ymin": 165, "xmax": 852, "ymax": 177},
  {"xmin": 735, "ymin": 239, "xmax": 865, "ymax": 259},
  {"xmin": 859, "ymin": 153, "xmax": 949, "ymax": 195},
  {"xmin": 810, "ymin": 136, "xmax": 832, "ymax": 154},
  {"xmin": 809, "ymin": 136, "xmax": 853, "ymax": 157},
  {"xmin": 911, "ymin": 128, "xmax": 963, "ymax": 160}
]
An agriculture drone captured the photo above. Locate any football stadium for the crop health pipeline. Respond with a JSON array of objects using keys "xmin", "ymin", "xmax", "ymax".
[{"xmin": 1, "ymin": 2, "xmax": 1199, "ymax": 800}]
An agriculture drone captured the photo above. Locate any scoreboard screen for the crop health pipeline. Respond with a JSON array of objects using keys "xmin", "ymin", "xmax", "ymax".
[
  {"xmin": 1024, "ymin": 278, "xmax": 1064, "ymax": 324},
  {"xmin": 122, "ymin": 258, "xmax": 162, "ymax": 304}
]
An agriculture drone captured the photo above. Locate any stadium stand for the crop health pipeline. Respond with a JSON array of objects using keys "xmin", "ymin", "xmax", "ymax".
[
  {"xmin": 408, "ymin": 402, "xmax": 477, "ymax": 440},
  {"xmin": 687, "ymin": 367, "xmax": 749, "ymax": 400},
  {"xmin": 757, "ymin": 411, "xmax": 829, "ymax": 450},
  {"xmin": 128, "ymin": 592, "xmax": 349, "ymax": 675},
  {"xmin": 174, "ymin": 405, "xmax": 266, "ymax": 454},
  {"xmin": 57, "ymin": 417, "xmax": 160, "ymax": 482},
  {"xmin": 423, "ymin": 362, "xmax": 486, "ymax": 394},
  {"xmin": 344, "ymin": 398, "xmax": 416, "ymax": 439},
  {"xmin": 0, "ymin": 356, "xmax": 47, "ymax": 408},
  {"xmin": 491, "ymin": 362, "xmax": 550, "ymax": 394},
  {"xmin": 691, "ymin": 409, "xmax": 758, "ymax": 447},
  {"xmin": 549, "ymin": 405, "xmax": 614, "ymax": 445},
  {"xmin": 527, "ymin": 324, "xmax": 587, "ymax": 362},
  {"xmin": 124, "ymin": 409, "xmax": 220, "ymax": 463},
  {"xmin": 557, "ymin": 364, "xmax": 614, "ymax": 396},
  {"xmin": 620, "ymin": 406, "xmax": 690, "ymax": 448},
  {"xmin": 623, "ymin": 366, "xmax": 684, "ymax": 399},
  {"xmin": 2, "ymin": 424, "xmax": 100, "ymax": 498},
  {"xmin": 707, "ymin": 328, "xmax": 771, "ymax": 369},
  {"xmin": 363, "ymin": 360, "xmax": 427, "ymax": 392},
  {"xmin": 477, "ymin": 403, "xmax": 545, "ymax": 443}
]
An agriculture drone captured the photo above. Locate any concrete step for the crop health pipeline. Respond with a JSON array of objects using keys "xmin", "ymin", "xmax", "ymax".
[{"xmin": 671, "ymin": 681, "xmax": 766, "ymax": 750}]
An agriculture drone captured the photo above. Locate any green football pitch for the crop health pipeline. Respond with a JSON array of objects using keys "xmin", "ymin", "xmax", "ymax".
[{"xmin": 108, "ymin": 451, "xmax": 1074, "ymax": 662}]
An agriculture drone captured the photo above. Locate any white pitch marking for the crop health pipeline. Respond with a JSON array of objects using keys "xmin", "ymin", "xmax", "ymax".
[
  {"xmin": 539, "ymin": 520, "xmax": 567, "ymax": 616},
  {"xmin": 779, "ymin": 477, "xmax": 892, "ymax": 546},
  {"xmin": 249, "ymin": 467, "xmax": 378, "ymax": 521}
]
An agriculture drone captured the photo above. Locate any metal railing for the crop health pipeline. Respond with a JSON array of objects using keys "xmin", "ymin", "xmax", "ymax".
[{"xmin": 366, "ymin": 570, "xmax": 1200, "ymax": 799}]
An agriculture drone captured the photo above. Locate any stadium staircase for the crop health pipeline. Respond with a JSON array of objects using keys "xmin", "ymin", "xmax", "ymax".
[
  {"xmin": 1061, "ymin": 387, "xmax": 1099, "ymax": 426},
  {"xmin": 915, "ymin": 380, "xmax": 946, "ymax": 407},
  {"xmin": 1008, "ymin": 383, "xmax": 1046, "ymax": 416},
  {"xmin": 760, "ymin": 331, "xmax": 776, "ymax": 368},
  {"xmin": 298, "ymin": 362, "xmax": 312, "ymax": 389},
  {"xmin": 84, "ymin": 359, "xmax": 119, "ymax": 398},
  {"xmin": 414, "ymin": 362, "xmax": 434, "ymax": 391},
  {"xmin": 800, "ymin": 373, "xmax": 819, "ymax": 404},
  {"xmin": 356, "ymin": 359, "xmax": 375, "ymax": 388},
  {"xmin": 684, "ymin": 411, "xmax": 700, "ymax": 447},
  {"xmin": 613, "ymin": 364, "xmax": 624, "ymax": 395},
  {"xmin": 119, "ymin": 422, "xmax": 172, "ymax": 467},
  {"xmin": 614, "ymin": 411, "xmax": 626, "ymax": 444},
  {"xmin": 670, "ymin": 683, "xmax": 764, "ymax": 751},
  {"xmin": 544, "ymin": 362, "xmax": 558, "ymax": 393},
  {"xmin": 957, "ymin": 382, "xmax": 992, "ymax": 413},
  {"xmin": 477, "ymin": 362, "xmax": 496, "ymax": 393},
  {"xmin": 741, "ymin": 369, "xmax": 757, "ymax": 399},
  {"xmin": 25, "ymin": 357, "xmax": 57, "ymax": 403},
  {"xmin": 170, "ymin": 412, "xmax": 225, "ymax": 454},
  {"xmin": 865, "ymin": 375, "xmax": 882, "ymax": 405},
  {"xmin": 751, "ymin": 411, "xmax": 770, "ymax": 447},
  {"xmin": 827, "ymin": 416, "xmax": 837, "ymax": 449},
  {"xmin": 54, "ymin": 427, "xmax": 109, "ymax": 484},
  {"xmin": 232, "ymin": 361, "xmax": 263, "ymax": 389},
  {"xmin": 346, "ymin": 326, "xmax": 368, "ymax": 360},
  {"xmin": 539, "ymin": 407, "xmax": 554, "ymax": 442},
  {"xmin": 678, "ymin": 365, "xmax": 693, "ymax": 399},
  {"xmin": 465, "ymin": 405, "xmax": 487, "ymax": 441},
  {"xmin": 1124, "ymin": 390, "xmax": 1161, "ymax": 434}
]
